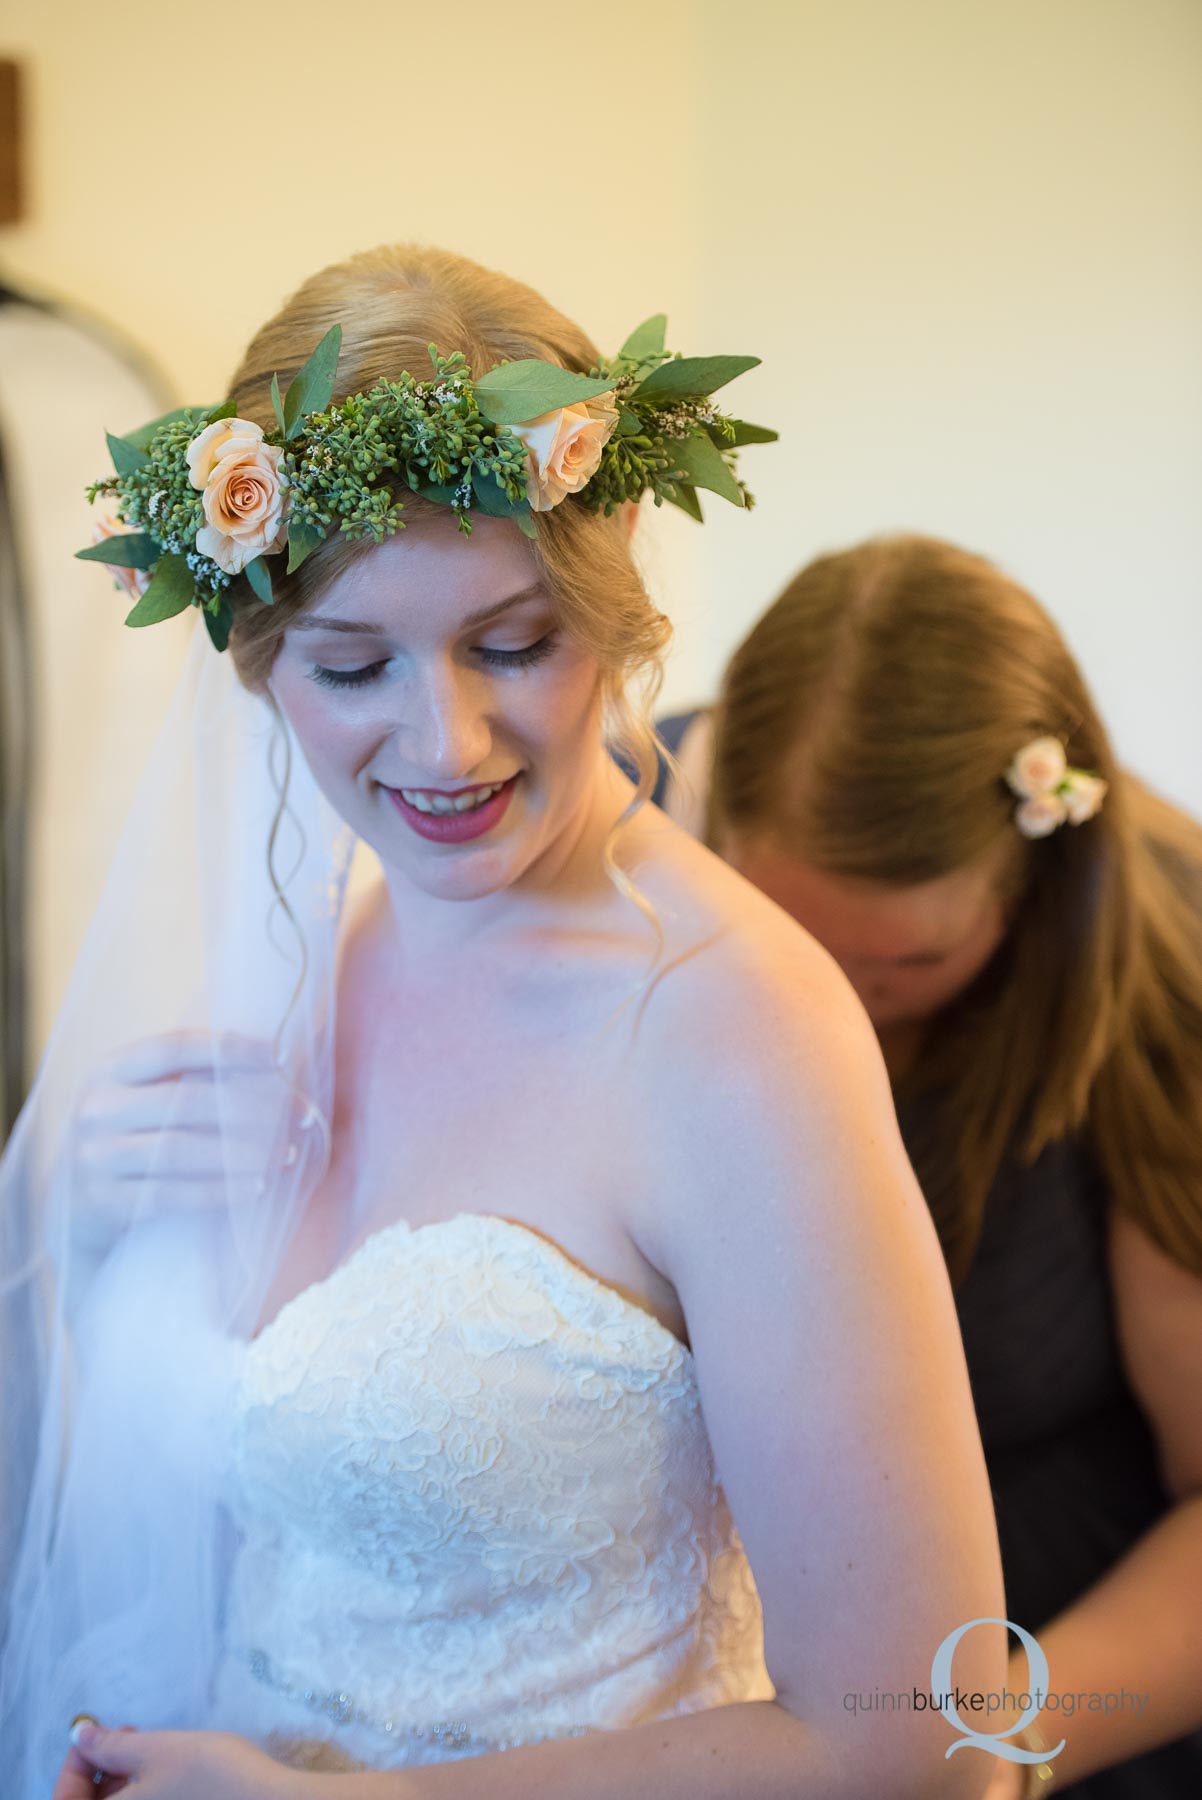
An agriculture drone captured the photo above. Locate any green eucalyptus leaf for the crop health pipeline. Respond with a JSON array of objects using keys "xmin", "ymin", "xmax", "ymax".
[
  {"xmin": 470, "ymin": 469, "xmax": 527, "ymax": 518},
  {"xmin": 665, "ymin": 431, "xmax": 743, "ymax": 506},
  {"xmin": 125, "ymin": 406, "xmax": 204, "ymax": 452},
  {"xmin": 204, "ymin": 597, "xmax": 234, "ymax": 653},
  {"xmin": 412, "ymin": 480, "xmax": 461, "ymax": 507},
  {"xmin": 617, "ymin": 315, "xmax": 668, "ymax": 365},
  {"xmin": 662, "ymin": 481, "xmax": 705, "ymax": 523},
  {"xmin": 243, "ymin": 556, "xmax": 275, "ymax": 604},
  {"xmin": 705, "ymin": 417, "xmax": 779, "ymax": 447},
  {"xmin": 629, "ymin": 355, "xmax": 760, "ymax": 404},
  {"xmin": 283, "ymin": 325, "xmax": 343, "ymax": 439},
  {"xmin": 271, "ymin": 372, "xmax": 286, "ymax": 436},
  {"xmin": 123, "ymin": 553, "xmax": 195, "ymax": 628},
  {"xmin": 76, "ymin": 531, "xmax": 162, "ymax": 570},
  {"xmin": 202, "ymin": 399, "xmax": 238, "ymax": 426},
  {"xmin": 474, "ymin": 360, "xmax": 616, "ymax": 426},
  {"xmin": 616, "ymin": 407, "xmax": 644, "ymax": 437},
  {"xmin": 105, "ymin": 431, "xmax": 148, "ymax": 476},
  {"xmin": 513, "ymin": 512, "xmax": 539, "ymax": 540},
  {"xmin": 286, "ymin": 519, "xmax": 325, "ymax": 574}
]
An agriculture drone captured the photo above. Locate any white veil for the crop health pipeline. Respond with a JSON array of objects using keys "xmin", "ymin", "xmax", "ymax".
[{"xmin": 0, "ymin": 615, "xmax": 356, "ymax": 1797}]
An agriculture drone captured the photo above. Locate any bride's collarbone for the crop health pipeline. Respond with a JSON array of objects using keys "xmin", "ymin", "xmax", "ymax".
[
  {"xmin": 317, "ymin": 898, "xmax": 707, "ymax": 1351},
  {"xmin": 303, "ymin": 1084, "xmax": 690, "ymax": 1354}
]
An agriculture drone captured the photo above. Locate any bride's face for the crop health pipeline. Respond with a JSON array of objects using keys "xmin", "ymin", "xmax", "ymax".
[{"xmin": 268, "ymin": 514, "xmax": 605, "ymax": 901}]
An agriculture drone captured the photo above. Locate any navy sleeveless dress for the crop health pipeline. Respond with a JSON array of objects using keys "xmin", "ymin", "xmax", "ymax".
[{"xmin": 641, "ymin": 710, "xmax": 1202, "ymax": 1797}]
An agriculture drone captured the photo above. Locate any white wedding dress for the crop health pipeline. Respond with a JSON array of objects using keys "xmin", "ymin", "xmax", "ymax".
[{"xmin": 210, "ymin": 1209, "xmax": 774, "ymax": 1772}]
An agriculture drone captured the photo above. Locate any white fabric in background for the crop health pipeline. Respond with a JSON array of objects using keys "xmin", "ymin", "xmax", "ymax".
[{"xmin": 0, "ymin": 301, "xmax": 191, "ymax": 1076}]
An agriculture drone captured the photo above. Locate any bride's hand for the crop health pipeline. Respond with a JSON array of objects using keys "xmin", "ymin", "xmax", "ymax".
[
  {"xmin": 52, "ymin": 1720, "xmax": 298, "ymax": 1800},
  {"xmin": 71, "ymin": 1030, "xmax": 317, "ymax": 1250}
]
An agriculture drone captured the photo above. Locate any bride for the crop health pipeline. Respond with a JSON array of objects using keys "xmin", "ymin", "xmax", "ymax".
[{"xmin": 3, "ymin": 244, "xmax": 1005, "ymax": 1799}]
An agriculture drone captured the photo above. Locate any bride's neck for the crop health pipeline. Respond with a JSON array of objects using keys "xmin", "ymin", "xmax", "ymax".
[{"xmin": 374, "ymin": 750, "xmax": 640, "ymax": 969}]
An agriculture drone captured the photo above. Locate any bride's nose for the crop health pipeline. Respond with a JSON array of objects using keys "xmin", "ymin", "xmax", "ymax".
[{"xmin": 397, "ymin": 660, "xmax": 492, "ymax": 780}]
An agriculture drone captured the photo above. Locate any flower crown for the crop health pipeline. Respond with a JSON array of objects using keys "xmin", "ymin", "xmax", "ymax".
[
  {"xmin": 77, "ymin": 316, "xmax": 776, "ymax": 653},
  {"xmin": 1005, "ymin": 735, "xmax": 1108, "ymax": 838}
]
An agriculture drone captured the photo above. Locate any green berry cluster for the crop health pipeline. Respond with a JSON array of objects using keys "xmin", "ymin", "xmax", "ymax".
[
  {"xmin": 286, "ymin": 351, "xmax": 533, "ymax": 547},
  {"xmin": 579, "ymin": 372, "xmax": 746, "ymax": 517}
]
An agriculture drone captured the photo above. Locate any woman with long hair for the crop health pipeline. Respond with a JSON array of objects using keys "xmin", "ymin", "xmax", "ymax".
[
  {"xmin": 1, "ymin": 255, "xmax": 1006, "ymax": 1799},
  {"xmin": 653, "ymin": 531, "xmax": 1202, "ymax": 1797}
]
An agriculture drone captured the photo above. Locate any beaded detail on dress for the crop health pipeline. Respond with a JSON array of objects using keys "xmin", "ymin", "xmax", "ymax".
[
  {"xmin": 214, "ymin": 1211, "xmax": 773, "ymax": 1772},
  {"xmin": 241, "ymin": 1643, "xmax": 592, "ymax": 1757}
]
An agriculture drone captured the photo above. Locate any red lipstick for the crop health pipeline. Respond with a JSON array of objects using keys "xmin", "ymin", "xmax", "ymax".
[{"xmin": 382, "ymin": 775, "xmax": 519, "ymax": 843}]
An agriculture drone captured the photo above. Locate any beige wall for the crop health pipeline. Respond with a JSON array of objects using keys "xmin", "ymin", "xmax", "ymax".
[{"xmin": 5, "ymin": 0, "xmax": 1201, "ymax": 809}]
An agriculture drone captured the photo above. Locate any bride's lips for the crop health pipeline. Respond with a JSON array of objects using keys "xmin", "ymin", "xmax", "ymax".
[{"xmin": 382, "ymin": 775, "xmax": 519, "ymax": 843}]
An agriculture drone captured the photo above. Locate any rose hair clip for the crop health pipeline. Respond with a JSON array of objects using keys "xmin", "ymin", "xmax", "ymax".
[
  {"xmin": 1005, "ymin": 735, "xmax": 1108, "ymax": 839},
  {"xmin": 78, "ymin": 317, "xmax": 777, "ymax": 653}
]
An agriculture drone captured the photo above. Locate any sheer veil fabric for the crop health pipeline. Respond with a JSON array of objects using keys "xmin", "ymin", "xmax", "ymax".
[{"xmin": 0, "ymin": 618, "xmax": 358, "ymax": 1797}]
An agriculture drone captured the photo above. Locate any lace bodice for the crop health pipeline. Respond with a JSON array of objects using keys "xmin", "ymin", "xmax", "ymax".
[{"xmin": 213, "ymin": 1211, "xmax": 773, "ymax": 1772}]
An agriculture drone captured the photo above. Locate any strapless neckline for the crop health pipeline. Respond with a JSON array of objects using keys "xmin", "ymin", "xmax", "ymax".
[{"xmin": 245, "ymin": 1210, "xmax": 693, "ymax": 1363}]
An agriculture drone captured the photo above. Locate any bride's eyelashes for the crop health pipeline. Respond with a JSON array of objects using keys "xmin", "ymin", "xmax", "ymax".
[{"xmin": 306, "ymin": 632, "xmax": 560, "ymax": 692}]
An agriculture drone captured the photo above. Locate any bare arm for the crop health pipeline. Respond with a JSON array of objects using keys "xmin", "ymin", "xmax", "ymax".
[{"xmin": 638, "ymin": 934, "xmax": 1009, "ymax": 1793}]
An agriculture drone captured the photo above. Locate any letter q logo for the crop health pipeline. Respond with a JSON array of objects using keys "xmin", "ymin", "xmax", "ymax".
[{"xmin": 932, "ymin": 1617, "xmax": 1066, "ymax": 1766}]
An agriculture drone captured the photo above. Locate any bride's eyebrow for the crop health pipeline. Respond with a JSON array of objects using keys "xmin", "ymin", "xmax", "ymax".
[{"xmin": 288, "ymin": 584, "xmax": 549, "ymax": 636}]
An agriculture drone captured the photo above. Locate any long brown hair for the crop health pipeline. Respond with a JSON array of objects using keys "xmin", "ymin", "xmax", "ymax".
[
  {"xmin": 220, "ymin": 243, "xmax": 673, "ymax": 944},
  {"xmin": 707, "ymin": 533, "xmax": 1202, "ymax": 1285}
]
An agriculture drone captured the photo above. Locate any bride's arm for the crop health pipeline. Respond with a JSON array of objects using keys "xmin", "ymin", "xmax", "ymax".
[{"xmin": 302, "ymin": 933, "xmax": 1007, "ymax": 1799}]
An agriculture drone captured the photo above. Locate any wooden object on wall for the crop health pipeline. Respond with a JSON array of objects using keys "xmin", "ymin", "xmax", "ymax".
[{"xmin": 0, "ymin": 61, "xmax": 22, "ymax": 227}]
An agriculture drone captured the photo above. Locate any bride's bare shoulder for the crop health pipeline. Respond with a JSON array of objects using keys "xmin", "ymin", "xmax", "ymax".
[
  {"xmin": 623, "ymin": 806, "xmax": 850, "ymax": 1023},
  {"xmin": 614, "ymin": 811, "xmax": 894, "ymax": 1279},
  {"xmin": 613, "ymin": 814, "xmax": 884, "ymax": 1167}
]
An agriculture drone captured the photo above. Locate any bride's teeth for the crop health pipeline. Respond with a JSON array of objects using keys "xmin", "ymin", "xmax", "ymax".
[
  {"xmin": 398, "ymin": 781, "xmax": 504, "ymax": 815},
  {"xmin": 452, "ymin": 784, "xmax": 501, "ymax": 813}
]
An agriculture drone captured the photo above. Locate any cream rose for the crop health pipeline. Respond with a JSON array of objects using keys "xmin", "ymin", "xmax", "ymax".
[
  {"xmin": 1005, "ymin": 735, "xmax": 1067, "ymax": 798},
  {"xmin": 90, "ymin": 509, "xmax": 151, "ymax": 602},
  {"xmin": 186, "ymin": 417, "xmax": 269, "ymax": 490},
  {"xmin": 1014, "ymin": 791, "xmax": 1069, "ymax": 838},
  {"xmin": 194, "ymin": 441, "xmax": 289, "ymax": 576},
  {"xmin": 509, "ymin": 391, "xmax": 619, "ymax": 512},
  {"xmin": 1061, "ymin": 771, "xmax": 1108, "ymax": 825}
]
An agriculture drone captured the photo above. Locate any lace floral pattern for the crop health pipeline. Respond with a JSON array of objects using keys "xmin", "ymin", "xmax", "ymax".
[{"xmin": 213, "ymin": 1212, "xmax": 773, "ymax": 1770}]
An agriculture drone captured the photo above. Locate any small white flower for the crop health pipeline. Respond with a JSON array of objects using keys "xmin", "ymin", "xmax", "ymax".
[
  {"xmin": 1015, "ymin": 791, "xmax": 1070, "ymax": 838},
  {"xmin": 1006, "ymin": 736, "xmax": 1068, "ymax": 799},
  {"xmin": 1061, "ymin": 771, "xmax": 1108, "ymax": 825}
]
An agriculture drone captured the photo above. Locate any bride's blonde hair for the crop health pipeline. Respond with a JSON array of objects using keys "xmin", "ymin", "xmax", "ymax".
[
  {"xmin": 707, "ymin": 532, "xmax": 1202, "ymax": 1286},
  {"xmin": 222, "ymin": 243, "xmax": 674, "ymax": 947}
]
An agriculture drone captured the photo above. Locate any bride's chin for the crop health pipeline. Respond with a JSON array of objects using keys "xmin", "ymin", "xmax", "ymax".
[{"xmin": 382, "ymin": 847, "xmax": 523, "ymax": 901}]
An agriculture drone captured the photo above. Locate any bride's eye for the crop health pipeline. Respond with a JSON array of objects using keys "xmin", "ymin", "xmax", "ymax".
[
  {"xmin": 307, "ymin": 632, "xmax": 558, "ymax": 692},
  {"xmin": 476, "ymin": 632, "xmax": 558, "ymax": 670},
  {"xmin": 308, "ymin": 661, "xmax": 390, "ymax": 691}
]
